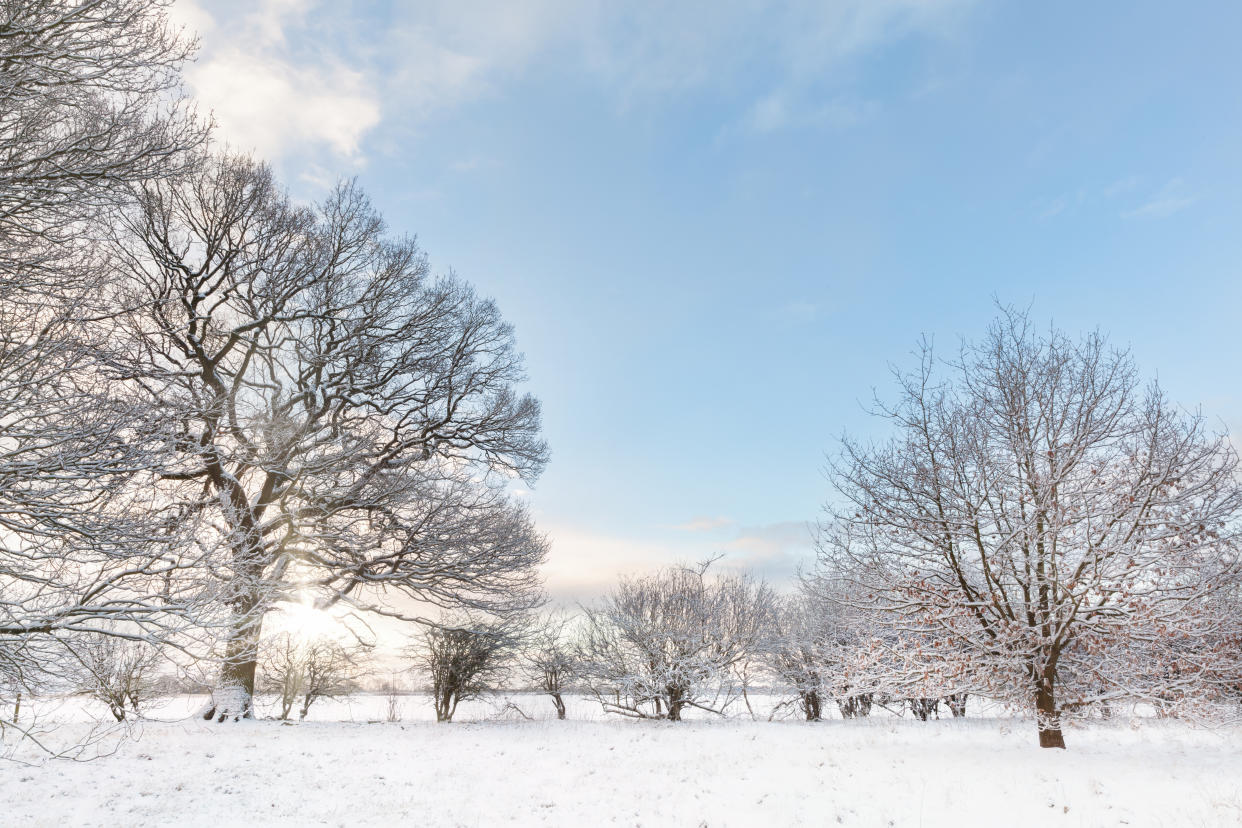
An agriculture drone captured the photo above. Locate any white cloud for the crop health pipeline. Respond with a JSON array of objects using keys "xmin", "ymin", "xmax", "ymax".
[
  {"xmin": 748, "ymin": 92, "xmax": 793, "ymax": 133},
  {"xmin": 1036, "ymin": 177, "xmax": 1195, "ymax": 222},
  {"xmin": 176, "ymin": 0, "xmax": 381, "ymax": 164},
  {"xmin": 448, "ymin": 156, "xmax": 502, "ymax": 173},
  {"xmin": 577, "ymin": 0, "xmax": 974, "ymax": 97},
  {"xmin": 1038, "ymin": 195, "xmax": 1070, "ymax": 219},
  {"xmin": 1036, "ymin": 188, "xmax": 1086, "ymax": 220},
  {"xmin": 169, "ymin": 0, "xmax": 215, "ymax": 38},
  {"xmin": 772, "ymin": 300, "xmax": 820, "ymax": 324},
  {"xmin": 191, "ymin": 49, "xmax": 380, "ymax": 160}
]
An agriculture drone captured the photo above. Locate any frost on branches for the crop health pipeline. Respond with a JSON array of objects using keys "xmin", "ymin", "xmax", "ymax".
[
  {"xmin": 105, "ymin": 155, "xmax": 549, "ymax": 721},
  {"xmin": 523, "ymin": 612, "xmax": 579, "ymax": 720},
  {"xmin": 259, "ymin": 632, "xmax": 368, "ymax": 721},
  {"xmin": 0, "ymin": 0, "xmax": 207, "ymax": 745},
  {"xmin": 412, "ymin": 616, "xmax": 521, "ymax": 723},
  {"xmin": 577, "ymin": 562, "xmax": 775, "ymax": 721},
  {"xmin": 817, "ymin": 307, "xmax": 1242, "ymax": 748}
]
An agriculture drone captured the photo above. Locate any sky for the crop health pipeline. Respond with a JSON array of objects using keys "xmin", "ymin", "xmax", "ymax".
[{"xmin": 171, "ymin": 0, "xmax": 1242, "ymax": 601}]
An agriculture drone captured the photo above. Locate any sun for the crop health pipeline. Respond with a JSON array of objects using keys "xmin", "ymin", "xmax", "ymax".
[{"xmin": 272, "ymin": 600, "xmax": 346, "ymax": 641}]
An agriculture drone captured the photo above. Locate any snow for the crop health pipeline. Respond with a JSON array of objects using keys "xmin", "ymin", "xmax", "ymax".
[{"xmin": 2, "ymin": 695, "xmax": 1240, "ymax": 826}]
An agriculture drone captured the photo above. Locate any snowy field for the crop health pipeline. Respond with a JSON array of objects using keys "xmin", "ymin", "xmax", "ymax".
[{"xmin": 2, "ymin": 695, "xmax": 1241, "ymax": 827}]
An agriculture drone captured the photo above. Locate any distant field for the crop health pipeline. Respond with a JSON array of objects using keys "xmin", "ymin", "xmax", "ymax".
[{"xmin": 2, "ymin": 695, "xmax": 1240, "ymax": 827}]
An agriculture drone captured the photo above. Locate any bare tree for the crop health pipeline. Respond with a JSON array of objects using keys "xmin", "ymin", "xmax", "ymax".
[
  {"xmin": 524, "ymin": 612, "xmax": 578, "ymax": 719},
  {"xmin": 578, "ymin": 562, "xmax": 775, "ymax": 721},
  {"xmin": 383, "ymin": 677, "xmax": 404, "ymax": 723},
  {"xmin": 69, "ymin": 633, "xmax": 163, "ymax": 722},
  {"xmin": 414, "ymin": 617, "xmax": 518, "ymax": 723},
  {"xmin": 259, "ymin": 632, "xmax": 367, "ymax": 720},
  {"xmin": 0, "ymin": 0, "xmax": 207, "ymax": 744},
  {"xmin": 765, "ymin": 594, "xmax": 831, "ymax": 721},
  {"xmin": 819, "ymin": 307, "xmax": 1242, "ymax": 748},
  {"xmin": 103, "ymin": 154, "xmax": 548, "ymax": 721},
  {"xmin": 296, "ymin": 638, "xmax": 366, "ymax": 720},
  {"xmin": 259, "ymin": 633, "xmax": 305, "ymax": 721}
]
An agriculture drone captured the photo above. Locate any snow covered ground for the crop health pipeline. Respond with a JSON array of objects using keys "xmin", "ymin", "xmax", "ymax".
[{"xmin": 2, "ymin": 694, "xmax": 1240, "ymax": 827}]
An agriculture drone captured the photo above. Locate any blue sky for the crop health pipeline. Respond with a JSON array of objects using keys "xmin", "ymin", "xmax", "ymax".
[{"xmin": 176, "ymin": 0, "xmax": 1242, "ymax": 598}]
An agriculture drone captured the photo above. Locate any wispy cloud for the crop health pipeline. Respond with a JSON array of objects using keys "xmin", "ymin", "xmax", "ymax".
[
  {"xmin": 1122, "ymin": 178, "xmax": 1196, "ymax": 220},
  {"xmin": 177, "ymin": 0, "xmax": 976, "ymax": 166},
  {"xmin": 541, "ymin": 519, "xmax": 815, "ymax": 602},
  {"xmin": 671, "ymin": 516, "xmax": 735, "ymax": 532},
  {"xmin": 1103, "ymin": 175, "xmax": 1141, "ymax": 198},
  {"xmin": 1035, "ymin": 176, "xmax": 1195, "ymax": 222},
  {"xmin": 764, "ymin": 300, "xmax": 820, "ymax": 325},
  {"xmin": 1036, "ymin": 188, "xmax": 1086, "ymax": 220},
  {"xmin": 744, "ymin": 92, "xmax": 881, "ymax": 134},
  {"xmin": 720, "ymin": 521, "xmax": 816, "ymax": 582},
  {"xmin": 449, "ymin": 156, "xmax": 502, "ymax": 173},
  {"xmin": 1038, "ymin": 195, "xmax": 1070, "ymax": 219}
]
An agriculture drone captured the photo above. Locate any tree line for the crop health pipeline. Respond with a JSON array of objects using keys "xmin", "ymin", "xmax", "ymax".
[
  {"xmin": 68, "ymin": 520, "xmax": 1238, "ymax": 752},
  {"xmin": 2, "ymin": 1, "xmax": 1240, "ymax": 756}
]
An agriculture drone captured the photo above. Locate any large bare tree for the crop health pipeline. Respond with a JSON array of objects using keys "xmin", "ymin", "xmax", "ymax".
[
  {"xmin": 819, "ymin": 307, "xmax": 1242, "ymax": 747},
  {"xmin": 106, "ymin": 154, "xmax": 549, "ymax": 720}
]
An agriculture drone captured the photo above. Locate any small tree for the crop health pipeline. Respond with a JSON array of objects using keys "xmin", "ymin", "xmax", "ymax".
[
  {"xmin": 259, "ymin": 632, "xmax": 366, "ymax": 721},
  {"xmin": 71, "ymin": 634, "xmax": 163, "ymax": 722},
  {"xmin": 259, "ymin": 634, "xmax": 305, "ymax": 721},
  {"xmin": 525, "ymin": 613, "xmax": 577, "ymax": 720},
  {"xmin": 415, "ymin": 618, "xmax": 516, "ymax": 723},
  {"xmin": 383, "ymin": 677, "xmax": 403, "ymax": 723},
  {"xmin": 578, "ymin": 562, "xmax": 775, "ymax": 721},
  {"xmin": 765, "ymin": 594, "xmax": 830, "ymax": 721}
]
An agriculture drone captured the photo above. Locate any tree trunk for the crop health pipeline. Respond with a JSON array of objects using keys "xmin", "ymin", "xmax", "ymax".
[
  {"xmin": 666, "ymin": 686, "xmax": 685, "ymax": 721},
  {"xmin": 803, "ymin": 690, "xmax": 822, "ymax": 721},
  {"xmin": 1035, "ymin": 669, "xmax": 1065, "ymax": 749},
  {"xmin": 551, "ymin": 693, "xmax": 566, "ymax": 720},
  {"xmin": 200, "ymin": 600, "xmax": 264, "ymax": 722},
  {"xmin": 838, "ymin": 693, "xmax": 872, "ymax": 719},
  {"xmin": 435, "ymin": 685, "xmax": 452, "ymax": 722},
  {"xmin": 945, "ymin": 693, "xmax": 968, "ymax": 718}
]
